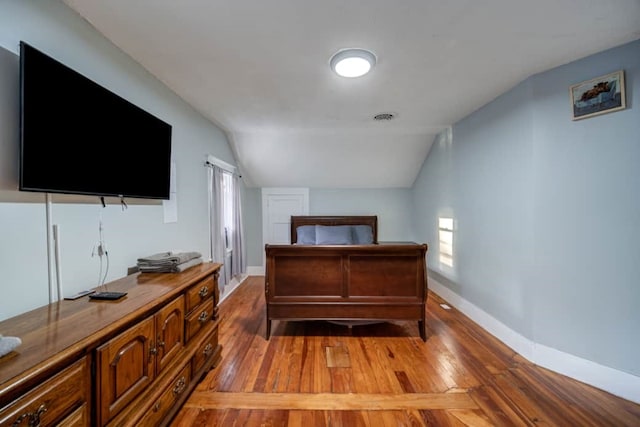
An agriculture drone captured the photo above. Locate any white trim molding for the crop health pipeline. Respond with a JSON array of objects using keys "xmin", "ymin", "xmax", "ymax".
[
  {"xmin": 247, "ymin": 266, "xmax": 265, "ymax": 276},
  {"xmin": 219, "ymin": 273, "xmax": 248, "ymax": 304},
  {"xmin": 261, "ymin": 187, "xmax": 309, "ymax": 267},
  {"xmin": 429, "ymin": 276, "xmax": 640, "ymax": 404},
  {"xmin": 206, "ymin": 154, "xmax": 236, "ymax": 174}
]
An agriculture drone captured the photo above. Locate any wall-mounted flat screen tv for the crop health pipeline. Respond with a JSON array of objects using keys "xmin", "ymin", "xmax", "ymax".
[{"xmin": 19, "ymin": 41, "xmax": 172, "ymax": 200}]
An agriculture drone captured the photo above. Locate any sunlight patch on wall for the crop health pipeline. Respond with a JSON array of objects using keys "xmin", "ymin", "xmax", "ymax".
[{"xmin": 438, "ymin": 217, "xmax": 454, "ymax": 268}]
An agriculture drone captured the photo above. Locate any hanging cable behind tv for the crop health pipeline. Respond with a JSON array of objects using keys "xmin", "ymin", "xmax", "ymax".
[{"xmin": 90, "ymin": 209, "xmax": 126, "ymax": 301}]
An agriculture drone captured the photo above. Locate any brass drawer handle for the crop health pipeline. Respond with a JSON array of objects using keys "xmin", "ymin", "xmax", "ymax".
[
  {"xmin": 203, "ymin": 343, "xmax": 213, "ymax": 357},
  {"xmin": 173, "ymin": 376, "xmax": 187, "ymax": 396},
  {"xmin": 199, "ymin": 286, "xmax": 209, "ymax": 298},
  {"xmin": 198, "ymin": 311, "xmax": 209, "ymax": 323},
  {"xmin": 12, "ymin": 404, "xmax": 47, "ymax": 427},
  {"xmin": 153, "ymin": 402, "xmax": 161, "ymax": 413},
  {"xmin": 157, "ymin": 335, "xmax": 165, "ymax": 348}
]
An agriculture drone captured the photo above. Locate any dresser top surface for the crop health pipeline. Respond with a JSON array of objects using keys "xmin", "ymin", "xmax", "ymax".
[{"xmin": 0, "ymin": 262, "xmax": 221, "ymax": 391}]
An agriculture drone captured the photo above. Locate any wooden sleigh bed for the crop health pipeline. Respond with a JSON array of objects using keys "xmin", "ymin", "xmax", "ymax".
[{"xmin": 264, "ymin": 216, "xmax": 428, "ymax": 340}]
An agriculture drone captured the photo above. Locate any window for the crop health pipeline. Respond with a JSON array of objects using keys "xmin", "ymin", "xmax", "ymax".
[
  {"xmin": 207, "ymin": 154, "xmax": 237, "ymax": 257},
  {"xmin": 438, "ymin": 217, "xmax": 454, "ymax": 268},
  {"xmin": 207, "ymin": 154, "xmax": 245, "ymax": 286}
]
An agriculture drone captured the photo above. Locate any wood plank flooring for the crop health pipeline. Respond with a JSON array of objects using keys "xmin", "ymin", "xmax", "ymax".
[{"xmin": 171, "ymin": 276, "xmax": 640, "ymax": 426}]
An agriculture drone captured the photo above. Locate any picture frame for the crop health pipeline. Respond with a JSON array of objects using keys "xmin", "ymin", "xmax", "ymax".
[{"xmin": 570, "ymin": 70, "xmax": 626, "ymax": 120}]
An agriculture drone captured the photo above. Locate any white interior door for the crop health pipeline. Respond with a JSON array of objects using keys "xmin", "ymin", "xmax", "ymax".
[{"xmin": 262, "ymin": 188, "xmax": 309, "ymax": 265}]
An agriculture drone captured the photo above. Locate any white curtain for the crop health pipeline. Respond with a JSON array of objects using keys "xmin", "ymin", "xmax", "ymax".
[
  {"xmin": 231, "ymin": 174, "xmax": 246, "ymax": 277},
  {"xmin": 208, "ymin": 165, "xmax": 227, "ymax": 290}
]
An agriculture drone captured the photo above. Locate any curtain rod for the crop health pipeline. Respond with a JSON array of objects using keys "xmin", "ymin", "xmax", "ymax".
[{"xmin": 205, "ymin": 160, "xmax": 242, "ymax": 178}]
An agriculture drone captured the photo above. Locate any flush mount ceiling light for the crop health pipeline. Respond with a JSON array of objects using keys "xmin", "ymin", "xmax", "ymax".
[{"xmin": 330, "ymin": 48, "xmax": 376, "ymax": 78}]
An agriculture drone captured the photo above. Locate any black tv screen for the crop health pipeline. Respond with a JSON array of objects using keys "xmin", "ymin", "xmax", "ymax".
[{"xmin": 19, "ymin": 42, "xmax": 172, "ymax": 200}]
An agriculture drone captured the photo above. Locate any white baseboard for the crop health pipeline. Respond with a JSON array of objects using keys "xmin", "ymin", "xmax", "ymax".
[
  {"xmin": 219, "ymin": 273, "xmax": 248, "ymax": 304},
  {"xmin": 533, "ymin": 342, "xmax": 640, "ymax": 404},
  {"xmin": 429, "ymin": 278, "xmax": 535, "ymax": 360},
  {"xmin": 429, "ymin": 276, "xmax": 640, "ymax": 404},
  {"xmin": 246, "ymin": 265, "xmax": 265, "ymax": 276}
]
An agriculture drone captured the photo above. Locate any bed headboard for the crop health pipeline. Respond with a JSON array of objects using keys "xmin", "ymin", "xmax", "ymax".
[{"xmin": 290, "ymin": 216, "xmax": 378, "ymax": 244}]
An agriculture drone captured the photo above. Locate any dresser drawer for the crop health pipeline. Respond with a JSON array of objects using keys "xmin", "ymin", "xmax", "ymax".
[
  {"xmin": 185, "ymin": 298, "xmax": 214, "ymax": 342},
  {"xmin": 185, "ymin": 275, "xmax": 214, "ymax": 313},
  {"xmin": 0, "ymin": 357, "xmax": 89, "ymax": 427},
  {"xmin": 57, "ymin": 403, "xmax": 89, "ymax": 427},
  {"xmin": 191, "ymin": 323, "xmax": 219, "ymax": 375},
  {"xmin": 136, "ymin": 364, "xmax": 191, "ymax": 427}
]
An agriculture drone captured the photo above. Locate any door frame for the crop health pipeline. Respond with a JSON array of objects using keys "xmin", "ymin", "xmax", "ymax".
[{"xmin": 261, "ymin": 188, "xmax": 309, "ymax": 268}]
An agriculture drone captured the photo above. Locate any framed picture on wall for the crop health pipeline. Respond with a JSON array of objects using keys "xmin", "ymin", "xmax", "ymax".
[{"xmin": 570, "ymin": 70, "xmax": 626, "ymax": 120}]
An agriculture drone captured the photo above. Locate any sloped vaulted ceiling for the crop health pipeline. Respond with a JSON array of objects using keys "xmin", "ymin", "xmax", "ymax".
[{"xmin": 63, "ymin": 0, "xmax": 640, "ymax": 188}]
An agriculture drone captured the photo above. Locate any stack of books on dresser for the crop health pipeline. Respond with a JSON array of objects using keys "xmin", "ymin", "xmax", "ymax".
[{"xmin": 136, "ymin": 251, "xmax": 203, "ymax": 273}]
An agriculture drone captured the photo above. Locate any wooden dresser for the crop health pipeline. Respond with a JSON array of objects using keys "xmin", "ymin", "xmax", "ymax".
[{"xmin": 0, "ymin": 262, "xmax": 222, "ymax": 427}]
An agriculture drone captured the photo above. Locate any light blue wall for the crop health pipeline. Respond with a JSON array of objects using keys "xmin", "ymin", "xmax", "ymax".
[
  {"xmin": 412, "ymin": 38, "xmax": 640, "ymax": 376},
  {"xmin": 413, "ymin": 80, "xmax": 536, "ymax": 337},
  {"xmin": 242, "ymin": 187, "xmax": 413, "ymax": 268},
  {"xmin": 242, "ymin": 186, "xmax": 263, "ymax": 267},
  {"xmin": 529, "ymin": 40, "xmax": 640, "ymax": 375},
  {"xmin": 310, "ymin": 188, "xmax": 413, "ymax": 242},
  {"xmin": 0, "ymin": 1, "xmax": 236, "ymax": 321}
]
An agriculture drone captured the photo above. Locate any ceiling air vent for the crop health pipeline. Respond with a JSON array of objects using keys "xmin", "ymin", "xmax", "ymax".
[{"xmin": 373, "ymin": 113, "xmax": 395, "ymax": 121}]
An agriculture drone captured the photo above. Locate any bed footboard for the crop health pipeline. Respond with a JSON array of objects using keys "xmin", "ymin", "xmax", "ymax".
[{"xmin": 264, "ymin": 243, "xmax": 428, "ymax": 341}]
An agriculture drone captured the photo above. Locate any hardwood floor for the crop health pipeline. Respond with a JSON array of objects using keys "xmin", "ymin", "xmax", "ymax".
[{"xmin": 171, "ymin": 276, "xmax": 640, "ymax": 426}]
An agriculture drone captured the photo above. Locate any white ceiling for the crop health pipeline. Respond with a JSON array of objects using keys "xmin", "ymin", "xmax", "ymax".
[{"xmin": 63, "ymin": 0, "xmax": 640, "ymax": 188}]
